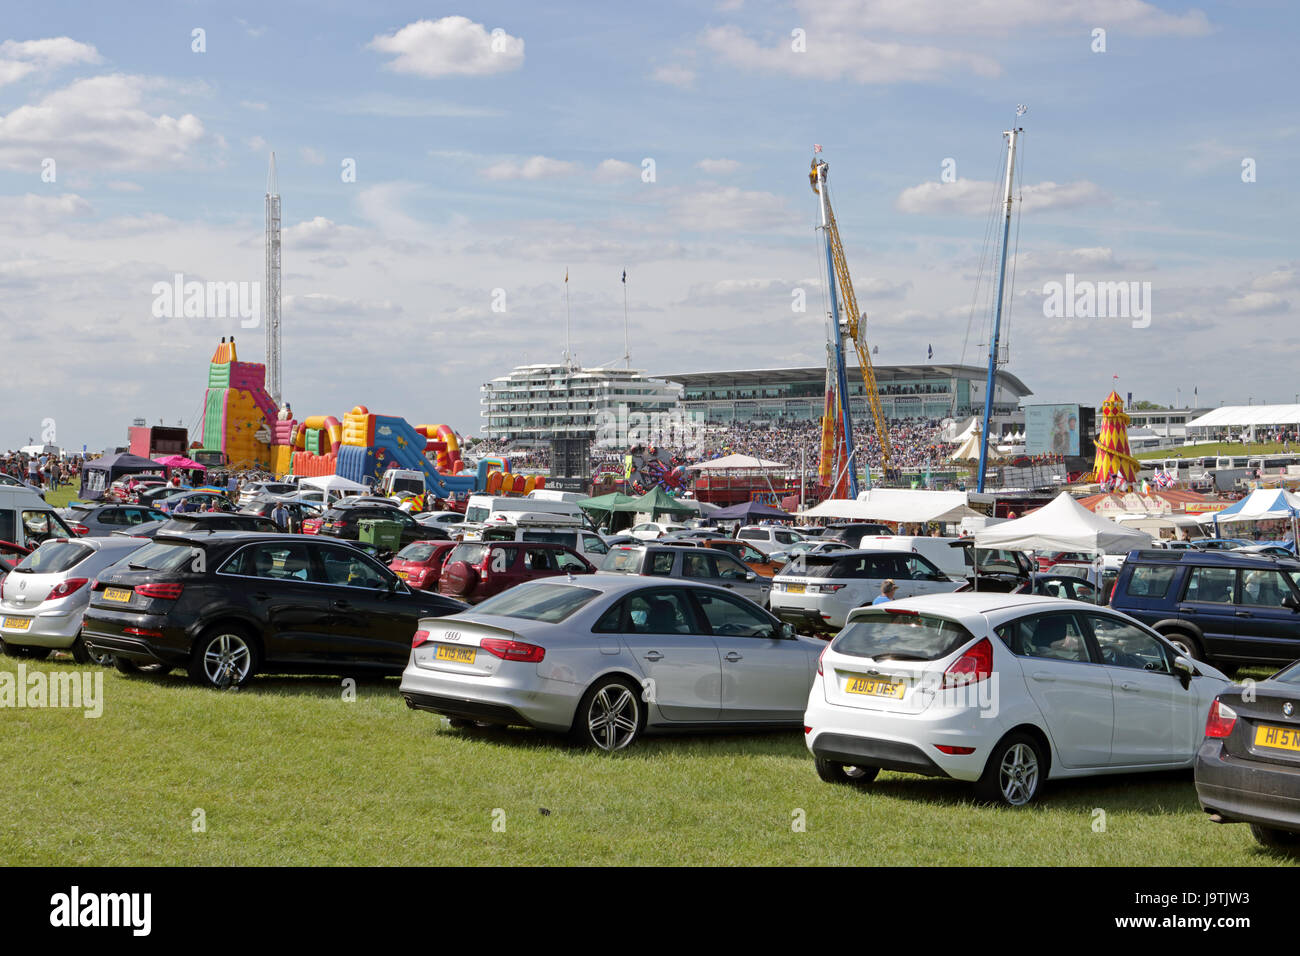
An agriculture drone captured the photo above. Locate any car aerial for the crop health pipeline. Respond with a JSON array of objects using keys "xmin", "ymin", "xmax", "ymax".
[
  {"xmin": 627, "ymin": 521, "xmax": 689, "ymax": 540},
  {"xmin": 734, "ymin": 524, "xmax": 805, "ymax": 555},
  {"xmin": 1108, "ymin": 548, "xmax": 1300, "ymax": 671},
  {"xmin": 805, "ymin": 593, "xmax": 1231, "ymax": 806},
  {"xmin": 601, "ymin": 543, "xmax": 772, "ymax": 608},
  {"xmin": 399, "ymin": 575, "xmax": 823, "ymax": 750},
  {"xmin": 438, "ymin": 541, "xmax": 596, "ymax": 604},
  {"xmin": 81, "ymin": 531, "xmax": 467, "ymax": 688},
  {"xmin": 315, "ymin": 500, "xmax": 442, "ymax": 549},
  {"xmin": 59, "ymin": 503, "xmax": 169, "ymax": 537},
  {"xmin": 770, "ymin": 548, "xmax": 961, "ymax": 634},
  {"xmin": 1195, "ymin": 661, "xmax": 1300, "ymax": 848},
  {"xmin": 390, "ymin": 540, "xmax": 456, "ymax": 591},
  {"xmin": 0, "ymin": 535, "xmax": 150, "ymax": 664}
]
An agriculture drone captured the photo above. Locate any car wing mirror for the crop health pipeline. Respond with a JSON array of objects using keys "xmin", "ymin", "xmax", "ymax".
[
  {"xmin": 746, "ymin": 570, "xmax": 758, "ymax": 582},
  {"xmin": 1284, "ymin": 595, "xmax": 1300, "ymax": 612},
  {"xmin": 1172, "ymin": 655, "xmax": 1195, "ymax": 688}
]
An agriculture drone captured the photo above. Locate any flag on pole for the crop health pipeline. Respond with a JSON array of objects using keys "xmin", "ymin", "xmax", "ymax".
[
  {"xmin": 564, "ymin": 269, "xmax": 568, "ymax": 283},
  {"xmin": 927, "ymin": 344, "xmax": 933, "ymax": 360},
  {"xmin": 813, "ymin": 144, "xmax": 822, "ymax": 153},
  {"xmin": 621, "ymin": 270, "xmax": 626, "ymax": 283}
]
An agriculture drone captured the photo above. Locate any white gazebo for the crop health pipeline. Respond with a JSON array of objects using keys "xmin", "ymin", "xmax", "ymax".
[{"xmin": 973, "ymin": 491, "xmax": 1153, "ymax": 554}]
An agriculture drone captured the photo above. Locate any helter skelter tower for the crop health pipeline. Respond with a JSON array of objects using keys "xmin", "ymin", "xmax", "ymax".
[{"xmin": 264, "ymin": 152, "xmax": 283, "ymax": 407}]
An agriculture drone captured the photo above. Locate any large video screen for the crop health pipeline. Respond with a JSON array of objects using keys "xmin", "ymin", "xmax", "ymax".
[{"xmin": 1025, "ymin": 404, "xmax": 1082, "ymax": 456}]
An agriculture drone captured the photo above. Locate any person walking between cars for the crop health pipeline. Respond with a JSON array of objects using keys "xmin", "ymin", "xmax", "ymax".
[
  {"xmin": 872, "ymin": 579, "xmax": 897, "ymax": 605},
  {"xmin": 271, "ymin": 501, "xmax": 290, "ymax": 531}
]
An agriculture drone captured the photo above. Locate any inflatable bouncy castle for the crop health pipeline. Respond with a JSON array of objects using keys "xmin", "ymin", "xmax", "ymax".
[{"xmin": 199, "ymin": 337, "xmax": 279, "ymax": 471}]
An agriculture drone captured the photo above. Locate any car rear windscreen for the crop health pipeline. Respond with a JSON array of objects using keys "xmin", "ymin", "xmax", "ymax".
[
  {"xmin": 397, "ymin": 542, "xmax": 441, "ymax": 562},
  {"xmin": 472, "ymin": 583, "xmax": 600, "ymax": 623},
  {"xmin": 16, "ymin": 541, "xmax": 93, "ymax": 574},
  {"xmin": 447, "ymin": 543, "xmax": 489, "ymax": 566},
  {"xmin": 121, "ymin": 541, "xmax": 201, "ymax": 572},
  {"xmin": 602, "ymin": 549, "xmax": 641, "ymax": 573},
  {"xmin": 834, "ymin": 612, "xmax": 976, "ymax": 662}
]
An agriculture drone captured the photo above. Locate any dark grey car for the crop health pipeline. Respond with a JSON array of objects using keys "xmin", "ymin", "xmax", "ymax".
[
  {"xmin": 600, "ymin": 544, "xmax": 772, "ymax": 607},
  {"xmin": 64, "ymin": 503, "xmax": 168, "ymax": 536}
]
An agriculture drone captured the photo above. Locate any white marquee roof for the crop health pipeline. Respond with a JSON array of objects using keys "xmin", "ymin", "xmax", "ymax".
[{"xmin": 1186, "ymin": 405, "xmax": 1300, "ymax": 429}]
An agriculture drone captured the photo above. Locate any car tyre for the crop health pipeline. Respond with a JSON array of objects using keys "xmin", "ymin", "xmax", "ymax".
[
  {"xmin": 814, "ymin": 755, "xmax": 880, "ymax": 786},
  {"xmin": 1162, "ymin": 630, "xmax": 1203, "ymax": 661},
  {"xmin": 188, "ymin": 625, "xmax": 258, "ymax": 689},
  {"xmin": 571, "ymin": 676, "xmax": 644, "ymax": 752},
  {"xmin": 1250, "ymin": 824, "xmax": 1300, "ymax": 850},
  {"xmin": 976, "ymin": 732, "xmax": 1045, "ymax": 807}
]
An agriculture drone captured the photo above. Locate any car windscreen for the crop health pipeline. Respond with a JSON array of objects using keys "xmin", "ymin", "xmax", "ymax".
[
  {"xmin": 472, "ymin": 583, "xmax": 600, "ymax": 623},
  {"xmin": 601, "ymin": 549, "xmax": 641, "ymax": 573},
  {"xmin": 465, "ymin": 505, "xmax": 490, "ymax": 523},
  {"xmin": 447, "ymin": 544, "xmax": 488, "ymax": 566},
  {"xmin": 121, "ymin": 541, "xmax": 200, "ymax": 572},
  {"xmin": 396, "ymin": 542, "xmax": 440, "ymax": 562},
  {"xmin": 833, "ymin": 611, "xmax": 976, "ymax": 662},
  {"xmin": 15, "ymin": 540, "xmax": 93, "ymax": 574}
]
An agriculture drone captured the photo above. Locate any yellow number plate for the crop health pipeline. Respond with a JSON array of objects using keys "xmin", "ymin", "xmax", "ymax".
[
  {"xmin": 3, "ymin": 616, "xmax": 31, "ymax": 631},
  {"xmin": 846, "ymin": 676, "xmax": 905, "ymax": 699},
  {"xmin": 395, "ymin": 570, "xmax": 409, "ymax": 580},
  {"xmin": 103, "ymin": 588, "xmax": 133, "ymax": 603},
  {"xmin": 435, "ymin": 645, "xmax": 476, "ymax": 664},
  {"xmin": 786, "ymin": 584, "xmax": 805, "ymax": 595},
  {"xmin": 1254, "ymin": 724, "xmax": 1300, "ymax": 752}
]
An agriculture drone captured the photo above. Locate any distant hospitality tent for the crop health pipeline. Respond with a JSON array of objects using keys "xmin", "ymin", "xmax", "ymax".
[
  {"xmin": 799, "ymin": 489, "xmax": 981, "ymax": 524},
  {"xmin": 974, "ymin": 491, "xmax": 1153, "ymax": 553},
  {"xmin": 686, "ymin": 454, "xmax": 789, "ymax": 472},
  {"xmin": 1210, "ymin": 488, "xmax": 1300, "ymax": 535}
]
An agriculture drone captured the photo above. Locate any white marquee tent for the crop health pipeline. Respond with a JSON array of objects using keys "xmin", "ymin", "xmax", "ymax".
[
  {"xmin": 799, "ymin": 489, "xmax": 982, "ymax": 524},
  {"xmin": 973, "ymin": 491, "xmax": 1154, "ymax": 553}
]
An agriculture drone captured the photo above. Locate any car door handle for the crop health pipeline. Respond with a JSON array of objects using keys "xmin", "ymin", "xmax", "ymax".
[
  {"xmin": 1119, "ymin": 681, "xmax": 1139, "ymax": 692},
  {"xmin": 643, "ymin": 651, "xmax": 663, "ymax": 662},
  {"xmin": 332, "ymin": 600, "xmax": 352, "ymax": 610},
  {"xmin": 252, "ymin": 592, "xmax": 271, "ymax": 601},
  {"xmin": 724, "ymin": 652, "xmax": 743, "ymax": 662},
  {"xmin": 1030, "ymin": 671, "xmax": 1056, "ymax": 682},
  {"xmin": 1235, "ymin": 611, "xmax": 1252, "ymax": 617},
  {"xmin": 1178, "ymin": 606, "xmax": 1193, "ymax": 612}
]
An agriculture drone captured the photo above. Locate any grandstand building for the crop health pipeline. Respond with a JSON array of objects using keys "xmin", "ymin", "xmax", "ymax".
[
  {"xmin": 660, "ymin": 364, "xmax": 1032, "ymax": 433},
  {"xmin": 480, "ymin": 364, "xmax": 680, "ymax": 445}
]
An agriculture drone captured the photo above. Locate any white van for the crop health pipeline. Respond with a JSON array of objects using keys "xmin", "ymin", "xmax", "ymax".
[
  {"xmin": 476, "ymin": 511, "xmax": 610, "ymax": 559},
  {"xmin": 526, "ymin": 489, "xmax": 589, "ymax": 505},
  {"xmin": 0, "ymin": 487, "xmax": 79, "ymax": 550},
  {"xmin": 461, "ymin": 495, "xmax": 585, "ymax": 538}
]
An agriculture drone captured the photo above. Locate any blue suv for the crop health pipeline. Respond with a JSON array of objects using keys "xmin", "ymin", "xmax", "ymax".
[{"xmin": 1110, "ymin": 549, "xmax": 1300, "ymax": 670}]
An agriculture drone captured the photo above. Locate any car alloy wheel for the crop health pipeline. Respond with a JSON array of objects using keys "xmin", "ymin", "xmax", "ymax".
[
  {"xmin": 194, "ymin": 631, "xmax": 254, "ymax": 688},
  {"xmin": 578, "ymin": 678, "xmax": 641, "ymax": 751},
  {"xmin": 992, "ymin": 741, "xmax": 1040, "ymax": 806}
]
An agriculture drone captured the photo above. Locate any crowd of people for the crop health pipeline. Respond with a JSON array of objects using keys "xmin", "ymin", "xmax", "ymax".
[{"xmin": 1, "ymin": 451, "xmax": 82, "ymax": 489}]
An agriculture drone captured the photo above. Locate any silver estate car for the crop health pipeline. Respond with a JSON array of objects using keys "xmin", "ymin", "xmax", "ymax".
[{"xmin": 400, "ymin": 575, "xmax": 825, "ymax": 750}]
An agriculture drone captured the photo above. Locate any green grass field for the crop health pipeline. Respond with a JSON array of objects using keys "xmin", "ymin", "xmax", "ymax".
[
  {"xmin": 1, "ymin": 656, "xmax": 1293, "ymax": 866},
  {"xmin": 1136, "ymin": 442, "xmax": 1292, "ymax": 461}
]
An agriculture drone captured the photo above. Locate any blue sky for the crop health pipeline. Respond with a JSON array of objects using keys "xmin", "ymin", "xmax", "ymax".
[{"xmin": 0, "ymin": 0, "xmax": 1296, "ymax": 451}]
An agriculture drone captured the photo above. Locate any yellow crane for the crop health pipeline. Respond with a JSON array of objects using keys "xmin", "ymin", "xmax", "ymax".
[{"xmin": 810, "ymin": 157, "xmax": 893, "ymax": 477}]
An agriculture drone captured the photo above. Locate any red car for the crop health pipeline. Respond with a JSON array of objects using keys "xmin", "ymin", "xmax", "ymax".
[
  {"xmin": 1035, "ymin": 551, "xmax": 1093, "ymax": 572},
  {"xmin": 437, "ymin": 541, "xmax": 595, "ymax": 604},
  {"xmin": 389, "ymin": 540, "xmax": 456, "ymax": 592}
]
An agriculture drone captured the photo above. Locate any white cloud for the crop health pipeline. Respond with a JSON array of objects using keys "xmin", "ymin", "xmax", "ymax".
[
  {"xmin": 857, "ymin": 276, "xmax": 912, "ymax": 299},
  {"xmin": 247, "ymin": 135, "xmax": 267, "ymax": 152},
  {"xmin": 697, "ymin": 158, "xmax": 741, "ymax": 175},
  {"xmin": 593, "ymin": 158, "xmax": 638, "ymax": 182},
  {"xmin": 650, "ymin": 64, "xmax": 695, "ymax": 88},
  {"xmin": 1251, "ymin": 268, "xmax": 1298, "ymax": 291},
  {"xmin": 700, "ymin": 24, "xmax": 1001, "ymax": 85},
  {"xmin": 668, "ymin": 186, "xmax": 794, "ymax": 232},
  {"xmin": 0, "ymin": 37, "xmax": 102, "ymax": 67},
  {"xmin": 1226, "ymin": 291, "xmax": 1289, "ymax": 316},
  {"xmin": 0, "ymin": 60, "xmax": 37, "ymax": 86},
  {"xmin": 483, "ymin": 155, "xmax": 580, "ymax": 181},
  {"xmin": 808, "ymin": 0, "xmax": 1210, "ymax": 36},
  {"xmin": 0, "ymin": 74, "xmax": 207, "ymax": 171},
  {"xmin": 0, "ymin": 192, "xmax": 93, "ymax": 233},
  {"xmin": 895, "ymin": 178, "xmax": 1108, "ymax": 214},
  {"xmin": 235, "ymin": 18, "xmax": 266, "ymax": 39},
  {"xmin": 367, "ymin": 17, "xmax": 524, "ymax": 78},
  {"xmin": 300, "ymin": 146, "xmax": 326, "ymax": 165}
]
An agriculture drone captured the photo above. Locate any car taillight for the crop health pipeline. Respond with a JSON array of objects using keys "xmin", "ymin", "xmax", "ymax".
[
  {"xmin": 135, "ymin": 582, "xmax": 184, "ymax": 600},
  {"xmin": 69, "ymin": 523, "xmax": 89, "ymax": 536},
  {"xmin": 1205, "ymin": 698, "xmax": 1237, "ymax": 739},
  {"xmin": 45, "ymin": 578, "xmax": 89, "ymax": 601},
  {"xmin": 817, "ymin": 645, "xmax": 827, "ymax": 676},
  {"xmin": 942, "ymin": 637, "xmax": 993, "ymax": 688},
  {"xmin": 811, "ymin": 584, "xmax": 846, "ymax": 594},
  {"xmin": 480, "ymin": 637, "xmax": 545, "ymax": 662},
  {"xmin": 934, "ymin": 744, "xmax": 977, "ymax": 755},
  {"xmin": 412, "ymin": 630, "xmax": 431, "ymax": 648}
]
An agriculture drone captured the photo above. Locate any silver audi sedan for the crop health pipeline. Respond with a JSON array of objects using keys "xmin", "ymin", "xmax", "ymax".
[{"xmin": 400, "ymin": 575, "xmax": 825, "ymax": 750}]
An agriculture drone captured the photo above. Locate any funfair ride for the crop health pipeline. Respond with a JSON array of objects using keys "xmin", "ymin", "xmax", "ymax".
[{"xmin": 810, "ymin": 153, "xmax": 892, "ymax": 498}]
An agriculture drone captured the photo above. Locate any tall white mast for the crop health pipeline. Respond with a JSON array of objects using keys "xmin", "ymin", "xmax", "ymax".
[{"xmin": 264, "ymin": 152, "xmax": 283, "ymax": 405}]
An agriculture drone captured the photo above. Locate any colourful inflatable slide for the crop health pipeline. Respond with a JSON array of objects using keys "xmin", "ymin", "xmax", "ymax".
[
  {"xmin": 200, "ymin": 337, "xmax": 276, "ymax": 470},
  {"xmin": 335, "ymin": 406, "xmax": 477, "ymax": 498}
]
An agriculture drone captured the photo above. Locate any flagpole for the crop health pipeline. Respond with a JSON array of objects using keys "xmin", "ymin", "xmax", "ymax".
[
  {"xmin": 564, "ymin": 268, "xmax": 572, "ymax": 369},
  {"xmin": 622, "ymin": 269, "xmax": 630, "ymax": 370}
]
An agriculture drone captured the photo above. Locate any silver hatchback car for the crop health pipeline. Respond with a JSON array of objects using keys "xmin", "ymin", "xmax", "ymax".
[{"xmin": 400, "ymin": 575, "xmax": 825, "ymax": 750}]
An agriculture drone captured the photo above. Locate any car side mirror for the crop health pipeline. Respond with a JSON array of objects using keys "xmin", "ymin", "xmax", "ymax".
[
  {"xmin": 1284, "ymin": 595, "xmax": 1300, "ymax": 612},
  {"xmin": 776, "ymin": 622, "xmax": 796, "ymax": 640},
  {"xmin": 1172, "ymin": 655, "xmax": 1195, "ymax": 688},
  {"xmin": 746, "ymin": 571, "xmax": 758, "ymax": 582}
]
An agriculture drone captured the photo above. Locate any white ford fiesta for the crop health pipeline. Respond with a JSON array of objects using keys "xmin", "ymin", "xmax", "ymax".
[{"xmin": 804, "ymin": 593, "xmax": 1231, "ymax": 805}]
